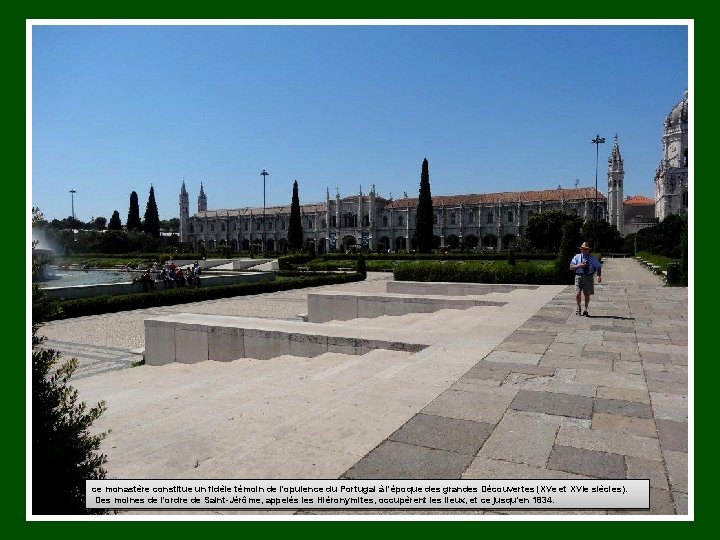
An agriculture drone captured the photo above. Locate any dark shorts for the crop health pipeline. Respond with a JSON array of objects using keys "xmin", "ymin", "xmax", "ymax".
[{"xmin": 575, "ymin": 274, "xmax": 595, "ymax": 295}]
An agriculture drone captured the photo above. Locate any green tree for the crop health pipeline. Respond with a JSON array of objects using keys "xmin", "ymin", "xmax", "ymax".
[
  {"xmin": 108, "ymin": 210, "xmax": 122, "ymax": 231},
  {"xmin": 287, "ymin": 180, "xmax": 304, "ymax": 251},
  {"xmin": 32, "ymin": 210, "xmax": 108, "ymax": 514},
  {"xmin": 525, "ymin": 210, "xmax": 584, "ymax": 253},
  {"xmin": 86, "ymin": 216, "xmax": 107, "ymax": 230},
  {"xmin": 415, "ymin": 158, "xmax": 434, "ymax": 253},
  {"xmin": 555, "ymin": 219, "xmax": 583, "ymax": 284},
  {"xmin": 126, "ymin": 191, "xmax": 142, "ymax": 231},
  {"xmin": 581, "ymin": 219, "xmax": 623, "ymax": 254},
  {"xmin": 679, "ymin": 213, "xmax": 688, "ymax": 286},
  {"xmin": 143, "ymin": 185, "xmax": 161, "ymax": 237}
]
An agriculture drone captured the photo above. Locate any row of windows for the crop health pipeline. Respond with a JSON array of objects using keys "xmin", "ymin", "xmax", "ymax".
[{"xmin": 188, "ymin": 207, "xmax": 595, "ymax": 233}]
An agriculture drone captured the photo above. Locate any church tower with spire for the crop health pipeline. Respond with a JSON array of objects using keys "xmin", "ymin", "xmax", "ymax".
[
  {"xmin": 198, "ymin": 182, "xmax": 207, "ymax": 212},
  {"xmin": 179, "ymin": 180, "xmax": 189, "ymax": 243},
  {"xmin": 607, "ymin": 134, "xmax": 624, "ymax": 234}
]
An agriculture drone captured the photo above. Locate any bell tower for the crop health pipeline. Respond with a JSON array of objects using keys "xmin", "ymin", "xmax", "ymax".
[
  {"xmin": 198, "ymin": 182, "xmax": 207, "ymax": 212},
  {"xmin": 179, "ymin": 180, "xmax": 189, "ymax": 242},
  {"xmin": 607, "ymin": 134, "xmax": 624, "ymax": 234}
]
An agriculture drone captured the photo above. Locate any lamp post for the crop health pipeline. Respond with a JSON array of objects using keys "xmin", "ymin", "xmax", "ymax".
[
  {"xmin": 591, "ymin": 135, "xmax": 606, "ymax": 221},
  {"xmin": 260, "ymin": 169, "xmax": 269, "ymax": 252},
  {"xmin": 69, "ymin": 188, "xmax": 77, "ymax": 228}
]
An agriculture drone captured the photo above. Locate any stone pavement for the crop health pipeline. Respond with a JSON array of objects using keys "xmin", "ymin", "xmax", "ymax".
[{"xmin": 61, "ymin": 259, "xmax": 688, "ymax": 516}]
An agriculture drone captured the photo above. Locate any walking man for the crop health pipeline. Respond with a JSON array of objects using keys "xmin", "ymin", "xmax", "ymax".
[{"xmin": 570, "ymin": 241, "xmax": 602, "ymax": 316}]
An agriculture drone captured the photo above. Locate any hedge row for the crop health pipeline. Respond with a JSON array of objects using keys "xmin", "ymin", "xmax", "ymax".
[
  {"xmin": 317, "ymin": 252, "xmax": 555, "ymax": 261},
  {"xmin": 52, "ymin": 273, "xmax": 365, "ymax": 320},
  {"xmin": 393, "ymin": 260, "xmax": 562, "ymax": 284}
]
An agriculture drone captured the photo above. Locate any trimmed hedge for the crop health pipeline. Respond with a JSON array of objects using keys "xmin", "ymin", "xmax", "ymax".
[
  {"xmin": 52, "ymin": 273, "xmax": 365, "ymax": 320},
  {"xmin": 393, "ymin": 260, "xmax": 559, "ymax": 284}
]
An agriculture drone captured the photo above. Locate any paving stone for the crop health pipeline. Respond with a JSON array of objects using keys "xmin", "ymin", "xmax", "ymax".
[
  {"xmin": 609, "ymin": 488, "xmax": 676, "ymax": 515},
  {"xmin": 650, "ymin": 392, "xmax": 688, "ymax": 422},
  {"xmin": 477, "ymin": 410, "xmax": 560, "ymax": 467},
  {"xmin": 463, "ymin": 364, "xmax": 509, "ymax": 381},
  {"xmin": 647, "ymin": 380, "xmax": 687, "ymax": 395},
  {"xmin": 343, "ymin": 440, "xmax": 473, "ymax": 479},
  {"xmin": 625, "ymin": 456, "xmax": 669, "ymax": 491},
  {"xmin": 463, "ymin": 456, "xmax": 590, "ymax": 480},
  {"xmin": 663, "ymin": 450, "xmax": 688, "ymax": 493},
  {"xmin": 388, "ymin": 413, "xmax": 494, "ymax": 455},
  {"xmin": 483, "ymin": 350, "xmax": 543, "ymax": 366},
  {"xmin": 613, "ymin": 361, "xmax": 644, "ymax": 375},
  {"xmin": 539, "ymin": 354, "xmax": 612, "ymax": 372},
  {"xmin": 640, "ymin": 351, "xmax": 687, "ymax": 365},
  {"xmin": 495, "ymin": 341, "xmax": 549, "ymax": 354},
  {"xmin": 421, "ymin": 388, "xmax": 517, "ymax": 424},
  {"xmin": 582, "ymin": 349, "xmax": 621, "ymax": 361},
  {"xmin": 645, "ymin": 370, "xmax": 688, "ymax": 384},
  {"xmin": 547, "ymin": 445, "xmax": 625, "ymax": 479},
  {"xmin": 545, "ymin": 380, "xmax": 596, "ymax": 398},
  {"xmin": 451, "ymin": 378, "xmax": 501, "ymax": 391},
  {"xmin": 594, "ymin": 398, "xmax": 654, "ymax": 419},
  {"xmin": 655, "ymin": 419, "xmax": 688, "ymax": 452},
  {"xmin": 500, "ymin": 373, "xmax": 552, "ymax": 391},
  {"xmin": 480, "ymin": 361, "xmax": 555, "ymax": 377},
  {"xmin": 592, "ymin": 412, "xmax": 657, "ymax": 438},
  {"xmin": 544, "ymin": 343, "xmax": 583, "ymax": 356},
  {"xmin": 510, "ymin": 389, "xmax": 593, "ymax": 419},
  {"xmin": 574, "ymin": 369, "xmax": 647, "ymax": 391},
  {"xmin": 591, "ymin": 325, "xmax": 635, "ymax": 334},
  {"xmin": 506, "ymin": 331, "xmax": 557, "ymax": 344},
  {"xmin": 556, "ymin": 425, "xmax": 662, "ymax": 461},
  {"xmin": 672, "ymin": 491, "xmax": 688, "ymax": 515}
]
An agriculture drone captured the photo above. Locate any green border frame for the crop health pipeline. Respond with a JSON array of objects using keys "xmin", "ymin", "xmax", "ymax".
[{"xmin": 15, "ymin": 4, "xmax": 703, "ymax": 538}]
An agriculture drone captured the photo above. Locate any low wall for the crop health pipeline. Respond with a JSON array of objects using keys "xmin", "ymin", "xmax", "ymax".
[
  {"xmin": 306, "ymin": 291, "xmax": 506, "ymax": 323},
  {"xmin": 387, "ymin": 281, "xmax": 539, "ymax": 296},
  {"xmin": 144, "ymin": 313, "xmax": 430, "ymax": 365},
  {"xmin": 42, "ymin": 272, "xmax": 275, "ymax": 300}
]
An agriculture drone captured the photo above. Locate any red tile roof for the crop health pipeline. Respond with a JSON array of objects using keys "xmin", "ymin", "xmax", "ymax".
[
  {"xmin": 385, "ymin": 187, "xmax": 604, "ymax": 208},
  {"xmin": 624, "ymin": 195, "xmax": 655, "ymax": 206}
]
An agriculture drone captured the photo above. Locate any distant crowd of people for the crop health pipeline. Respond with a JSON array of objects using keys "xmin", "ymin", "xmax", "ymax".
[{"xmin": 135, "ymin": 260, "xmax": 201, "ymax": 291}]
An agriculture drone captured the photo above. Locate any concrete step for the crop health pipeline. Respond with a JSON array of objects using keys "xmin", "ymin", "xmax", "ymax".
[{"xmin": 144, "ymin": 313, "xmax": 432, "ymax": 366}]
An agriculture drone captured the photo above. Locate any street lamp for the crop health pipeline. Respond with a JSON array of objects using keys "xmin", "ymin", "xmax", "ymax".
[
  {"xmin": 591, "ymin": 135, "xmax": 606, "ymax": 221},
  {"xmin": 260, "ymin": 169, "xmax": 269, "ymax": 252},
  {"xmin": 69, "ymin": 188, "xmax": 77, "ymax": 228}
]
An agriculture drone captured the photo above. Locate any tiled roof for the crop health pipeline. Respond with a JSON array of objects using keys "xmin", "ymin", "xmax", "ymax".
[
  {"xmin": 385, "ymin": 187, "xmax": 604, "ymax": 208},
  {"xmin": 624, "ymin": 195, "xmax": 655, "ymax": 206},
  {"xmin": 193, "ymin": 202, "xmax": 326, "ymax": 218}
]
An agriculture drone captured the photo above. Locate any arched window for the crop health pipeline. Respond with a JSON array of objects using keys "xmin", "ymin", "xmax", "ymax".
[
  {"xmin": 468, "ymin": 212, "xmax": 474, "ymax": 224},
  {"xmin": 450, "ymin": 212, "xmax": 456, "ymax": 225},
  {"xmin": 507, "ymin": 211, "xmax": 514, "ymax": 223},
  {"xmin": 486, "ymin": 212, "xmax": 494, "ymax": 224}
]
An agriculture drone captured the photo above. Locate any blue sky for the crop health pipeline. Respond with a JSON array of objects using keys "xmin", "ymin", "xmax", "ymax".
[{"xmin": 31, "ymin": 23, "xmax": 689, "ymax": 222}]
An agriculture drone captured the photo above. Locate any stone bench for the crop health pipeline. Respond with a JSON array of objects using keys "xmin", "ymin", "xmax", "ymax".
[
  {"xmin": 144, "ymin": 313, "xmax": 432, "ymax": 366},
  {"xmin": 386, "ymin": 281, "xmax": 538, "ymax": 296},
  {"xmin": 306, "ymin": 291, "xmax": 506, "ymax": 323}
]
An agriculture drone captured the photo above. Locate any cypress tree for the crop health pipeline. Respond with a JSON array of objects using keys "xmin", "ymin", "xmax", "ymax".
[
  {"xmin": 555, "ymin": 220, "xmax": 583, "ymax": 284},
  {"xmin": 416, "ymin": 158, "xmax": 434, "ymax": 253},
  {"xmin": 287, "ymin": 180, "xmax": 304, "ymax": 251},
  {"xmin": 126, "ymin": 191, "xmax": 142, "ymax": 231},
  {"xmin": 32, "ymin": 267, "xmax": 108, "ymax": 514},
  {"xmin": 108, "ymin": 210, "xmax": 122, "ymax": 231},
  {"xmin": 143, "ymin": 185, "xmax": 161, "ymax": 237}
]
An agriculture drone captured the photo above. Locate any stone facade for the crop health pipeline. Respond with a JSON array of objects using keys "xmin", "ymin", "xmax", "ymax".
[
  {"xmin": 654, "ymin": 91, "xmax": 689, "ymax": 221},
  {"xmin": 179, "ymin": 183, "xmax": 607, "ymax": 253},
  {"xmin": 623, "ymin": 195, "xmax": 657, "ymax": 236}
]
